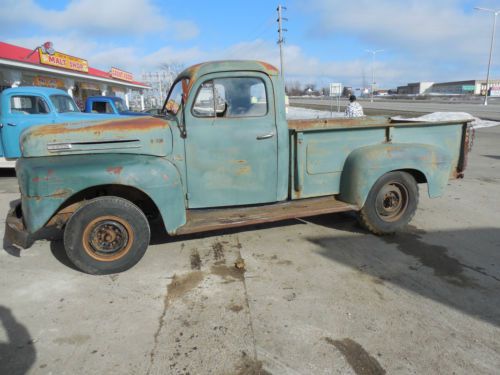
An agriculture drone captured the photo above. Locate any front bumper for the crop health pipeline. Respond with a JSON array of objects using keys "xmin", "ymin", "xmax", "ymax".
[{"xmin": 5, "ymin": 200, "xmax": 33, "ymax": 249}]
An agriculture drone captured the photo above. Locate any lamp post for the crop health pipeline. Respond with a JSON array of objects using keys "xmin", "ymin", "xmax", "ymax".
[
  {"xmin": 366, "ymin": 49, "xmax": 384, "ymax": 103},
  {"xmin": 475, "ymin": 7, "xmax": 500, "ymax": 106}
]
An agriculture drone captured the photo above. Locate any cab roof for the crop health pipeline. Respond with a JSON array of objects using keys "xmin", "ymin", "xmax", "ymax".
[
  {"xmin": 1, "ymin": 86, "xmax": 68, "ymax": 96},
  {"xmin": 179, "ymin": 60, "xmax": 280, "ymax": 82}
]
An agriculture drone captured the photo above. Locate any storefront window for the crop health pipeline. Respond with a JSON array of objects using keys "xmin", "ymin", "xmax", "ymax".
[{"xmin": 50, "ymin": 95, "xmax": 80, "ymax": 113}]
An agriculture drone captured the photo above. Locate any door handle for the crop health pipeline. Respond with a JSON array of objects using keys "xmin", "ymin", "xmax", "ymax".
[
  {"xmin": 256, "ymin": 132, "xmax": 275, "ymax": 140},
  {"xmin": 7, "ymin": 123, "xmax": 16, "ymax": 127}
]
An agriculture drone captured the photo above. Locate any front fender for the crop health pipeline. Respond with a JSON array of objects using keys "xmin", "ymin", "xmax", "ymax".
[
  {"xmin": 339, "ymin": 143, "xmax": 452, "ymax": 207},
  {"xmin": 16, "ymin": 154, "xmax": 186, "ymax": 234}
]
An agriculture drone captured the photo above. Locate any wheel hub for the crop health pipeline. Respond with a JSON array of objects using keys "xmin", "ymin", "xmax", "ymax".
[
  {"xmin": 82, "ymin": 215, "xmax": 134, "ymax": 261},
  {"xmin": 376, "ymin": 182, "xmax": 409, "ymax": 222},
  {"xmin": 90, "ymin": 220, "xmax": 129, "ymax": 254}
]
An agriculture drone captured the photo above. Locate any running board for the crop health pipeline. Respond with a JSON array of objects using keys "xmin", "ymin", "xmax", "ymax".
[{"xmin": 175, "ymin": 196, "xmax": 357, "ymax": 235}]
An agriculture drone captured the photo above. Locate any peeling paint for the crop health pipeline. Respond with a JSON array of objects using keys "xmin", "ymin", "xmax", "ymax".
[{"xmin": 106, "ymin": 166, "xmax": 123, "ymax": 175}]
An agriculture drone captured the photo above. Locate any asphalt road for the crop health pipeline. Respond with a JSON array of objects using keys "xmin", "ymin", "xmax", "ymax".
[
  {"xmin": 291, "ymin": 97, "xmax": 500, "ymax": 120},
  {"xmin": 0, "ymin": 126, "xmax": 499, "ymax": 374}
]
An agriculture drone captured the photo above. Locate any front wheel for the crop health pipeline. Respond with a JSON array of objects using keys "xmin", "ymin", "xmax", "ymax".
[
  {"xmin": 63, "ymin": 196, "xmax": 150, "ymax": 274},
  {"xmin": 358, "ymin": 171, "xmax": 419, "ymax": 235}
]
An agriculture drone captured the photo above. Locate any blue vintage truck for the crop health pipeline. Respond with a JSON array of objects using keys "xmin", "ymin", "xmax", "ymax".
[
  {"xmin": 0, "ymin": 87, "xmax": 121, "ymax": 166},
  {"xmin": 6, "ymin": 61, "xmax": 473, "ymax": 274},
  {"xmin": 84, "ymin": 96, "xmax": 149, "ymax": 116}
]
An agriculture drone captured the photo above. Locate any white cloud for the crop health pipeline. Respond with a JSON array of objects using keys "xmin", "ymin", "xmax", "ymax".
[
  {"xmin": 5, "ymin": 0, "xmax": 498, "ymax": 88},
  {"xmin": 5, "ymin": 33, "xmax": 442, "ymax": 88},
  {"xmin": 303, "ymin": 0, "xmax": 498, "ymax": 62},
  {"xmin": 0, "ymin": 0, "xmax": 199, "ymax": 40}
]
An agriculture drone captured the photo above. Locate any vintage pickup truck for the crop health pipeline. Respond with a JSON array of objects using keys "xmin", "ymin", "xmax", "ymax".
[
  {"xmin": 84, "ymin": 96, "xmax": 149, "ymax": 116},
  {"xmin": 0, "ymin": 87, "xmax": 121, "ymax": 166},
  {"xmin": 6, "ymin": 61, "xmax": 473, "ymax": 274}
]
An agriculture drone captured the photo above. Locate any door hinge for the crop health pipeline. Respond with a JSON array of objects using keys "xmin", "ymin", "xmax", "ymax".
[{"xmin": 185, "ymin": 193, "xmax": 191, "ymax": 200}]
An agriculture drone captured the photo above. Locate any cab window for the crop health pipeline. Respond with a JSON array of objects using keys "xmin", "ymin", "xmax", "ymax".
[
  {"xmin": 10, "ymin": 95, "xmax": 49, "ymax": 114},
  {"xmin": 165, "ymin": 78, "xmax": 190, "ymax": 115},
  {"xmin": 192, "ymin": 77, "xmax": 267, "ymax": 118},
  {"xmin": 50, "ymin": 95, "xmax": 80, "ymax": 113},
  {"xmin": 92, "ymin": 101, "xmax": 114, "ymax": 113}
]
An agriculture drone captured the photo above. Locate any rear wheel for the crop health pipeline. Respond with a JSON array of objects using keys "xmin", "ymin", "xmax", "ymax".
[
  {"xmin": 358, "ymin": 171, "xmax": 418, "ymax": 235},
  {"xmin": 63, "ymin": 196, "xmax": 150, "ymax": 274}
]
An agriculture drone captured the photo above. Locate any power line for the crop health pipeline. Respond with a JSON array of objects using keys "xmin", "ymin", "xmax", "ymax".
[{"xmin": 222, "ymin": 15, "xmax": 276, "ymax": 59}]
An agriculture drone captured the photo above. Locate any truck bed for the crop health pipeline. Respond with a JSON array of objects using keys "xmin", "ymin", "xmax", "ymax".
[{"xmin": 288, "ymin": 115, "xmax": 473, "ymax": 201}]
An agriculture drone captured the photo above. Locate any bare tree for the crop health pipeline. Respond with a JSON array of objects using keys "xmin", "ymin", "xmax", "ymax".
[
  {"xmin": 286, "ymin": 80, "xmax": 303, "ymax": 96},
  {"xmin": 142, "ymin": 62, "xmax": 185, "ymax": 108}
]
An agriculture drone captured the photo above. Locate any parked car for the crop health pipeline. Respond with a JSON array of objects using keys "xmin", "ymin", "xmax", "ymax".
[
  {"xmin": 84, "ymin": 96, "xmax": 150, "ymax": 116},
  {"xmin": 7, "ymin": 60, "xmax": 474, "ymax": 274},
  {"xmin": 0, "ymin": 87, "xmax": 121, "ymax": 166}
]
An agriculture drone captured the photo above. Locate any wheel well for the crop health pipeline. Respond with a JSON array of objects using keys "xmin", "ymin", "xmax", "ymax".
[
  {"xmin": 61, "ymin": 184, "xmax": 163, "ymax": 225},
  {"xmin": 396, "ymin": 169, "xmax": 427, "ymax": 184}
]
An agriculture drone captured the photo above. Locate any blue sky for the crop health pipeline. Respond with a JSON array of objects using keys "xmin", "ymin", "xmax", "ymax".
[{"xmin": 2, "ymin": 0, "xmax": 500, "ymax": 89}]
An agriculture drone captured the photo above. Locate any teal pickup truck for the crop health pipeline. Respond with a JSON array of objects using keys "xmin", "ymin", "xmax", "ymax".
[{"xmin": 6, "ymin": 61, "xmax": 473, "ymax": 274}]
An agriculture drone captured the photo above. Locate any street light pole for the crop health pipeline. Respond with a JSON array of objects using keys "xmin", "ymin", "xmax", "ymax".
[
  {"xmin": 366, "ymin": 49, "xmax": 384, "ymax": 103},
  {"xmin": 475, "ymin": 7, "xmax": 500, "ymax": 106}
]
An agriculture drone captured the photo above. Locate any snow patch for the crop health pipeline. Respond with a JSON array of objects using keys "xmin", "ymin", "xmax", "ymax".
[
  {"xmin": 287, "ymin": 107, "xmax": 500, "ymax": 129},
  {"xmin": 286, "ymin": 106, "xmax": 345, "ymax": 120}
]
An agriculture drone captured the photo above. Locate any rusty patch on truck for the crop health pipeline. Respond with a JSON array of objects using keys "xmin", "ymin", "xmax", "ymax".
[
  {"xmin": 48, "ymin": 189, "xmax": 72, "ymax": 199},
  {"xmin": 235, "ymin": 166, "xmax": 251, "ymax": 176},
  {"xmin": 258, "ymin": 61, "xmax": 279, "ymax": 74},
  {"xmin": 289, "ymin": 117, "xmax": 389, "ymax": 131},
  {"xmin": 32, "ymin": 169, "xmax": 54, "ymax": 183},
  {"xmin": 106, "ymin": 166, "xmax": 123, "ymax": 175},
  {"xmin": 46, "ymin": 201, "xmax": 84, "ymax": 228},
  {"xmin": 455, "ymin": 124, "xmax": 474, "ymax": 179},
  {"xmin": 28, "ymin": 117, "xmax": 169, "ymax": 137}
]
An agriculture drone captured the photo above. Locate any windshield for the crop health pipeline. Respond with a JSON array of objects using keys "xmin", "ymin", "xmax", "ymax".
[
  {"xmin": 164, "ymin": 78, "xmax": 189, "ymax": 115},
  {"xmin": 113, "ymin": 98, "xmax": 128, "ymax": 112},
  {"xmin": 50, "ymin": 95, "xmax": 80, "ymax": 113}
]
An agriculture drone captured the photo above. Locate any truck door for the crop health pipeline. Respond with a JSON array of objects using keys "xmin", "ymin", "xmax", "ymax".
[
  {"xmin": 1, "ymin": 94, "xmax": 53, "ymax": 158},
  {"xmin": 184, "ymin": 72, "xmax": 278, "ymax": 208}
]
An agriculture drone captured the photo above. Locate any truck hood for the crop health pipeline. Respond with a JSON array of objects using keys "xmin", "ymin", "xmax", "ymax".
[{"xmin": 20, "ymin": 116, "xmax": 173, "ymax": 158}]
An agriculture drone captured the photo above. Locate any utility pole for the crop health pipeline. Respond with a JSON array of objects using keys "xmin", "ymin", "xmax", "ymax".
[
  {"xmin": 475, "ymin": 7, "xmax": 500, "ymax": 106},
  {"xmin": 366, "ymin": 49, "xmax": 384, "ymax": 103},
  {"xmin": 277, "ymin": 5, "xmax": 287, "ymax": 81}
]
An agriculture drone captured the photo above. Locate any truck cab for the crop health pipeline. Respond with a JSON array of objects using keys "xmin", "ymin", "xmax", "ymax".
[{"xmin": 84, "ymin": 96, "xmax": 149, "ymax": 116}]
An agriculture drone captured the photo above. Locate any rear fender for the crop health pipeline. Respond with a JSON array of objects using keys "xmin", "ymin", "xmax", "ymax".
[{"xmin": 339, "ymin": 143, "xmax": 452, "ymax": 207}]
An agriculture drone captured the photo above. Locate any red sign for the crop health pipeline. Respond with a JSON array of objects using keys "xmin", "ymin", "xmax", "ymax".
[{"xmin": 110, "ymin": 67, "xmax": 133, "ymax": 82}]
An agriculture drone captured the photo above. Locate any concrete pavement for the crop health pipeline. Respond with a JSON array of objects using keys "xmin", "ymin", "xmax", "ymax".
[{"xmin": 0, "ymin": 127, "xmax": 499, "ymax": 374}]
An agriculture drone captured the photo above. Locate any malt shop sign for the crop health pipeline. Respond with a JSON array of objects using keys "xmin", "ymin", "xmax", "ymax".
[{"xmin": 38, "ymin": 48, "xmax": 89, "ymax": 73}]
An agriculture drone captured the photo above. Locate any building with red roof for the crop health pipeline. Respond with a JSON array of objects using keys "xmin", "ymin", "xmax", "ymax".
[{"xmin": 0, "ymin": 41, "xmax": 149, "ymax": 110}]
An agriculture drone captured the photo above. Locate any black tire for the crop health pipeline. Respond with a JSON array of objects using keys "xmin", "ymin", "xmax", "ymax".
[
  {"xmin": 358, "ymin": 171, "xmax": 418, "ymax": 235},
  {"xmin": 63, "ymin": 196, "xmax": 150, "ymax": 275}
]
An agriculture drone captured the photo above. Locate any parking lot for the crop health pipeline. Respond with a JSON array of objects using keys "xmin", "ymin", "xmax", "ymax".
[{"xmin": 0, "ymin": 124, "xmax": 499, "ymax": 374}]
